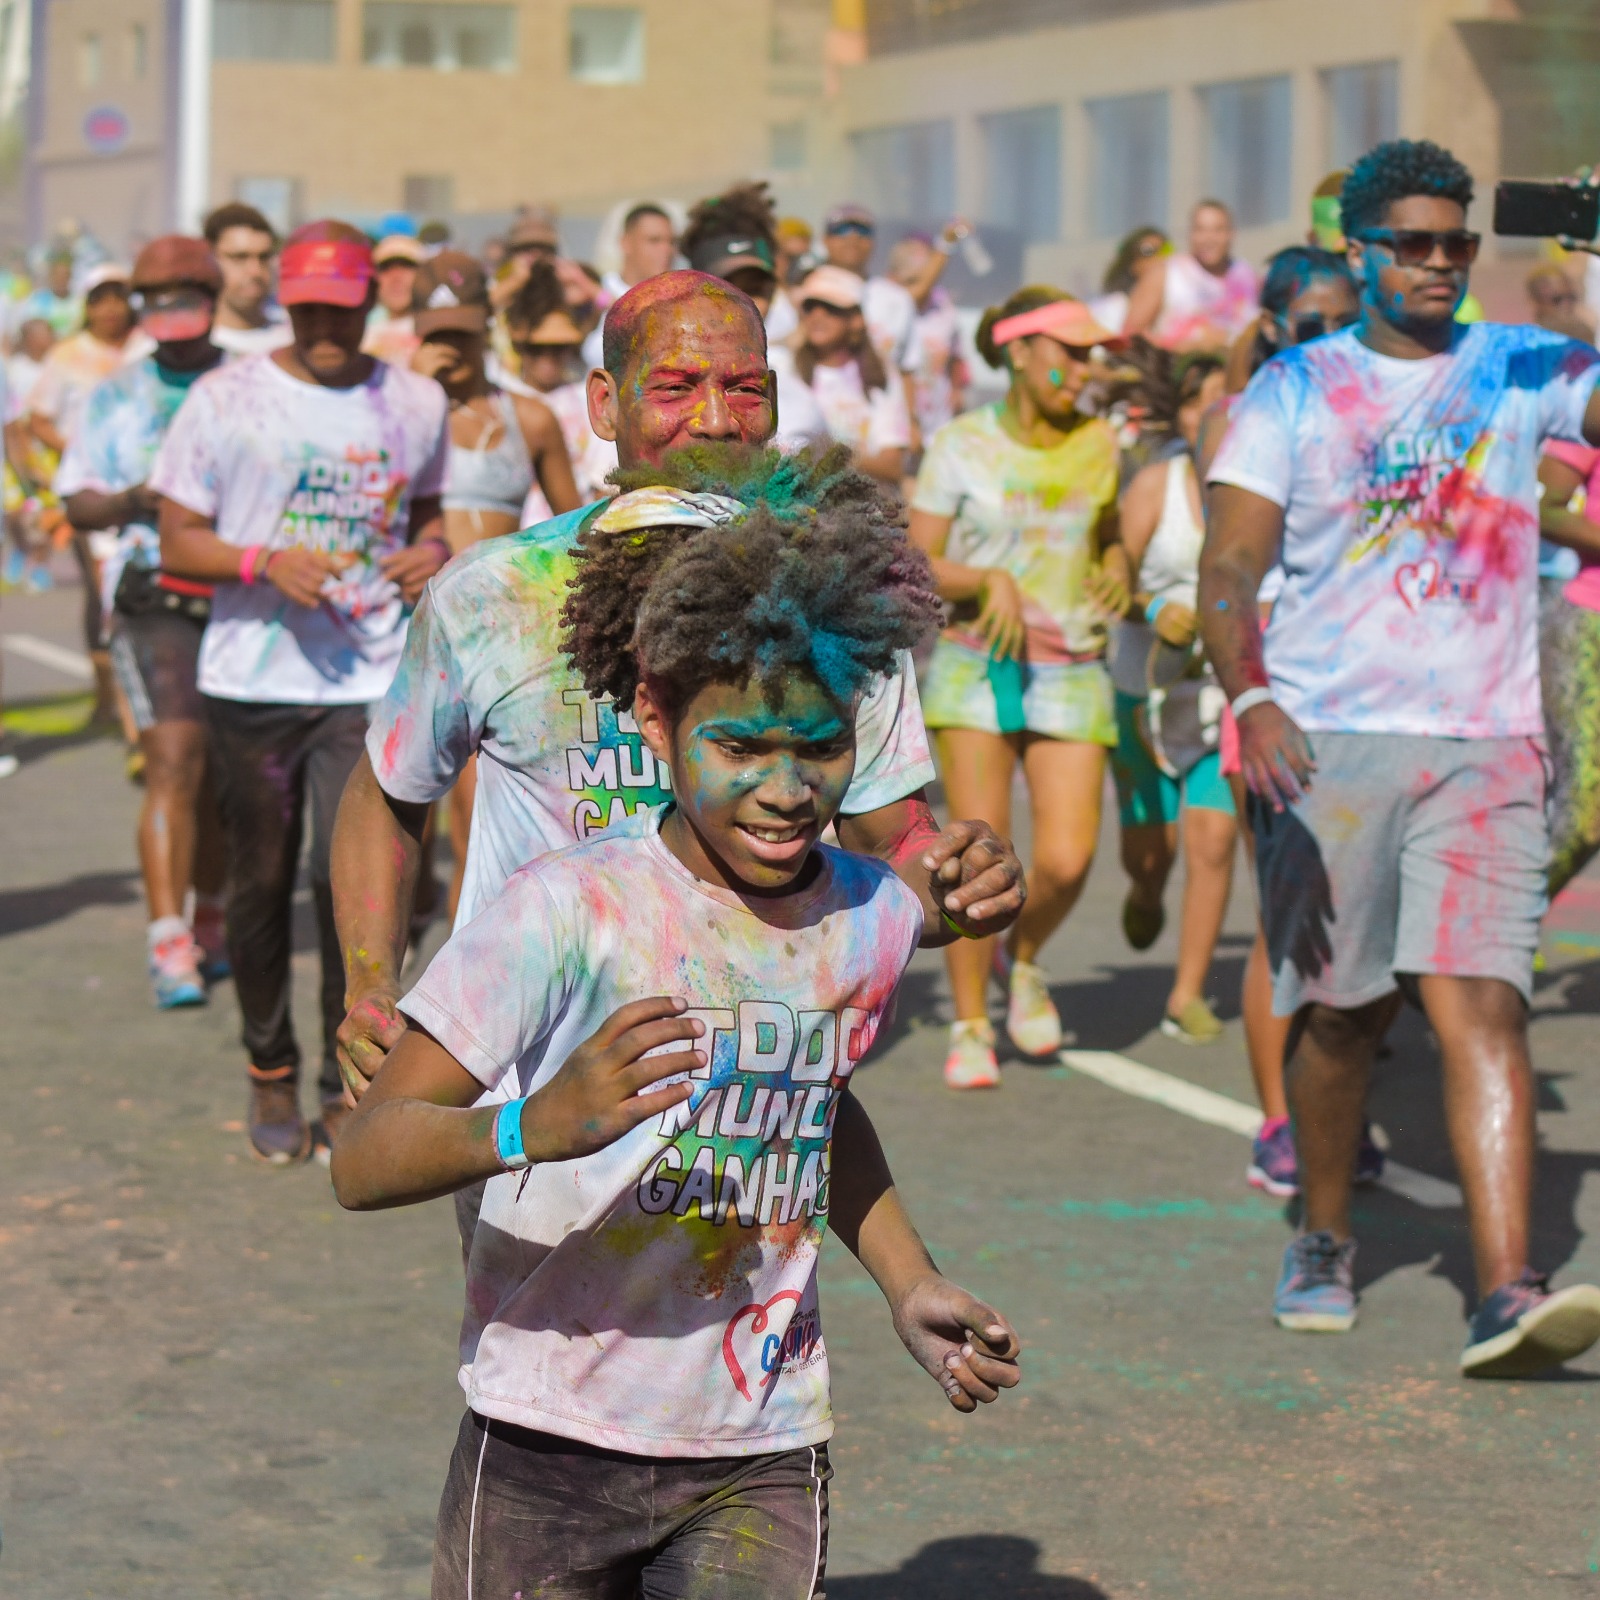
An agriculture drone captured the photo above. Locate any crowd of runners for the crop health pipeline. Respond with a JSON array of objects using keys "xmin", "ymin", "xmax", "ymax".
[{"xmin": 8, "ymin": 135, "xmax": 1600, "ymax": 1593}]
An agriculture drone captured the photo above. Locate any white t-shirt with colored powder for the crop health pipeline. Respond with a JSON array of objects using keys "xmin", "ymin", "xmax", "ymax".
[
  {"xmin": 1209, "ymin": 322, "xmax": 1600, "ymax": 738},
  {"xmin": 861, "ymin": 275, "xmax": 919, "ymax": 375},
  {"xmin": 913, "ymin": 403, "xmax": 1121, "ymax": 663},
  {"xmin": 399, "ymin": 805, "xmax": 923, "ymax": 1456},
  {"xmin": 149, "ymin": 354, "xmax": 449, "ymax": 705},
  {"xmin": 808, "ymin": 361, "xmax": 912, "ymax": 463},
  {"xmin": 366, "ymin": 506, "xmax": 938, "ymax": 924}
]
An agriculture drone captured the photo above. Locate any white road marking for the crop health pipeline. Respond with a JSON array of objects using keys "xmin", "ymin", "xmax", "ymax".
[
  {"xmin": 2, "ymin": 632, "xmax": 93, "ymax": 681},
  {"xmin": 1059, "ymin": 1048, "xmax": 1464, "ymax": 1210}
]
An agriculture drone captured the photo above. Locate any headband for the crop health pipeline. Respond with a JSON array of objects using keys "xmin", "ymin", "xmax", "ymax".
[{"xmin": 589, "ymin": 488, "xmax": 746, "ymax": 535}]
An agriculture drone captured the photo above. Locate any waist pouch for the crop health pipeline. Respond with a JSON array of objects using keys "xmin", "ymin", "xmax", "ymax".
[{"xmin": 114, "ymin": 564, "xmax": 213, "ymax": 624}]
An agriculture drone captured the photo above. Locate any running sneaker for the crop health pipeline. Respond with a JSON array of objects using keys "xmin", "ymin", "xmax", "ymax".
[
  {"xmin": 0, "ymin": 749, "xmax": 18, "ymax": 780},
  {"xmin": 312, "ymin": 1097, "xmax": 351, "ymax": 1167},
  {"xmin": 943, "ymin": 1020, "xmax": 1001, "ymax": 1090},
  {"xmin": 247, "ymin": 1066, "xmax": 311, "ymax": 1165},
  {"xmin": 2, "ymin": 547, "xmax": 24, "ymax": 589},
  {"xmin": 1121, "ymin": 891, "xmax": 1165, "ymax": 952},
  {"xmin": 1248, "ymin": 1116, "xmax": 1299, "ymax": 1198},
  {"xmin": 1354, "ymin": 1120, "xmax": 1386, "ymax": 1186},
  {"xmin": 1006, "ymin": 959, "xmax": 1063, "ymax": 1058},
  {"xmin": 192, "ymin": 902, "xmax": 231, "ymax": 982},
  {"xmin": 1273, "ymin": 1230, "xmax": 1358, "ymax": 1332},
  {"xmin": 1161, "ymin": 996, "xmax": 1224, "ymax": 1046},
  {"xmin": 25, "ymin": 563, "xmax": 53, "ymax": 593},
  {"xmin": 149, "ymin": 931, "xmax": 206, "ymax": 1010},
  {"xmin": 1460, "ymin": 1270, "xmax": 1600, "ymax": 1379}
]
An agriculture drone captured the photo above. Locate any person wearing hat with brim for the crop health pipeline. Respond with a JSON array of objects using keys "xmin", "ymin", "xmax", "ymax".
[
  {"xmin": 365, "ymin": 233, "xmax": 425, "ymax": 367},
  {"xmin": 150, "ymin": 218, "xmax": 451, "ymax": 1167},
  {"xmin": 822, "ymin": 204, "xmax": 921, "ymax": 385},
  {"xmin": 501, "ymin": 257, "xmax": 617, "ymax": 517},
  {"xmin": 790, "ymin": 263, "xmax": 911, "ymax": 483},
  {"xmin": 58, "ymin": 235, "xmax": 230, "ymax": 1011},
  {"xmin": 907, "ymin": 286, "xmax": 1133, "ymax": 1090},
  {"xmin": 25, "ymin": 261, "xmax": 153, "ymax": 733},
  {"xmin": 679, "ymin": 180, "xmax": 829, "ymax": 451}
]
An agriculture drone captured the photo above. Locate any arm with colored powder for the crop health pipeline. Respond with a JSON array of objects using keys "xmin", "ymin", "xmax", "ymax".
[
  {"xmin": 377, "ymin": 492, "xmax": 448, "ymax": 604},
  {"xmin": 827, "ymin": 1090, "xmax": 1021, "ymax": 1414},
  {"xmin": 907, "ymin": 505, "xmax": 1026, "ymax": 662},
  {"xmin": 836, "ymin": 792, "xmax": 1024, "ymax": 948},
  {"xmin": 1198, "ymin": 483, "xmax": 1313, "ymax": 810},
  {"xmin": 1540, "ymin": 454, "xmax": 1600, "ymax": 559}
]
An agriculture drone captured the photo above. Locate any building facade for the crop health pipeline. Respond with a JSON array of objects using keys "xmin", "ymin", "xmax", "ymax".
[{"xmin": 815, "ymin": 0, "xmax": 1600, "ymax": 313}]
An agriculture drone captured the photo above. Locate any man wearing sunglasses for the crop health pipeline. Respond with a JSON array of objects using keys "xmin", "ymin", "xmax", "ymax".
[{"xmin": 1202, "ymin": 138, "xmax": 1600, "ymax": 1377}]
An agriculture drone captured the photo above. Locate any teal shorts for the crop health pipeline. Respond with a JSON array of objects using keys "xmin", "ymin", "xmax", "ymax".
[
  {"xmin": 1112, "ymin": 689, "xmax": 1236, "ymax": 826},
  {"xmin": 921, "ymin": 636, "xmax": 1116, "ymax": 745}
]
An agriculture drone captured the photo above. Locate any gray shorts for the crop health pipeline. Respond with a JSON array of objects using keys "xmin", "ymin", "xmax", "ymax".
[{"xmin": 1252, "ymin": 732, "xmax": 1549, "ymax": 1015}]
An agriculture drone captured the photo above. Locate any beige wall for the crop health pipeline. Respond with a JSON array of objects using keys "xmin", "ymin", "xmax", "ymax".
[
  {"xmin": 34, "ymin": 0, "xmax": 171, "ymax": 246},
  {"xmin": 210, "ymin": 0, "xmax": 824, "ymax": 227},
  {"xmin": 818, "ymin": 0, "xmax": 1517, "ymax": 300}
]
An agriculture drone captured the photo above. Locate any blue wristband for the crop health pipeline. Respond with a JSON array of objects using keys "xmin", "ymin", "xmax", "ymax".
[
  {"xmin": 494, "ymin": 1096, "xmax": 532, "ymax": 1171},
  {"xmin": 1144, "ymin": 593, "xmax": 1170, "ymax": 623}
]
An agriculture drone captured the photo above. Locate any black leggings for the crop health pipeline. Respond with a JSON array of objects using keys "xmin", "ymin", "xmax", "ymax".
[{"xmin": 202, "ymin": 697, "xmax": 367, "ymax": 1097}]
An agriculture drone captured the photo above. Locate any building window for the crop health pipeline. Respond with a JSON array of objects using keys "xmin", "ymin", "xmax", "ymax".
[
  {"xmin": 128, "ymin": 23, "xmax": 148, "ymax": 78},
  {"xmin": 236, "ymin": 176, "xmax": 302, "ymax": 235},
  {"xmin": 1200, "ymin": 75, "xmax": 1292, "ymax": 228},
  {"xmin": 363, "ymin": 4, "xmax": 515, "ymax": 70},
  {"xmin": 1325, "ymin": 60, "xmax": 1398, "ymax": 171},
  {"xmin": 771, "ymin": 120, "xmax": 807, "ymax": 172},
  {"xmin": 404, "ymin": 174, "xmax": 454, "ymax": 215},
  {"xmin": 215, "ymin": 0, "xmax": 335, "ymax": 63},
  {"xmin": 569, "ymin": 6, "xmax": 644, "ymax": 84},
  {"xmin": 80, "ymin": 32, "xmax": 102, "ymax": 87},
  {"xmin": 981, "ymin": 105, "xmax": 1060, "ymax": 246},
  {"xmin": 849, "ymin": 120, "xmax": 955, "ymax": 227},
  {"xmin": 1088, "ymin": 90, "xmax": 1169, "ymax": 240}
]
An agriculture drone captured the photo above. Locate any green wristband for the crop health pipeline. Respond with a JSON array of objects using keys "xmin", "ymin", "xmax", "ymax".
[{"xmin": 940, "ymin": 905, "xmax": 982, "ymax": 940}]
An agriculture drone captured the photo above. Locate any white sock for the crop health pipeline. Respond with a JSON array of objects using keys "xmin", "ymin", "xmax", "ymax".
[{"xmin": 148, "ymin": 915, "xmax": 188, "ymax": 947}]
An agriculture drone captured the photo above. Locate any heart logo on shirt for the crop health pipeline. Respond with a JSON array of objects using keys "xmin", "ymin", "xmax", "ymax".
[
  {"xmin": 722, "ymin": 1289, "xmax": 803, "ymax": 1402},
  {"xmin": 1394, "ymin": 557, "xmax": 1440, "ymax": 613}
]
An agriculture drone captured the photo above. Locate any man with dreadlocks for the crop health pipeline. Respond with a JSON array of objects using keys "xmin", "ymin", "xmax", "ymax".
[
  {"xmin": 330, "ymin": 270, "xmax": 1023, "ymax": 1125},
  {"xmin": 332, "ymin": 477, "xmax": 1022, "ymax": 1598},
  {"xmin": 1202, "ymin": 138, "xmax": 1600, "ymax": 1375}
]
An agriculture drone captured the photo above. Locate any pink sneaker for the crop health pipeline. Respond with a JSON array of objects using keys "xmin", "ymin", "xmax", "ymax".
[{"xmin": 944, "ymin": 1019, "xmax": 1001, "ymax": 1090}]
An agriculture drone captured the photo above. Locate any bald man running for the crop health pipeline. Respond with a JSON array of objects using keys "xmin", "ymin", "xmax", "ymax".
[{"xmin": 330, "ymin": 270, "xmax": 1025, "ymax": 1128}]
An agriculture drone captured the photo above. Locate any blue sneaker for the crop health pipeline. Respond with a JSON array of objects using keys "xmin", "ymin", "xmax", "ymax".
[
  {"xmin": 1354, "ymin": 1120, "xmax": 1386, "ymax": 1186},
  {"xmin": 1248, "ymin": 1117, "xmax": 1298, "ymax": 1197},
  {"xmin": 150, "ymin": 931, "xmax": 206, "ymax": 1009},
  {"xmin": 2, "ymin": 546, "xmax": 24, "ymax": 588},
  {"xmin": 1460, "ymin": 1270, "xmax": 1600, "ymax": 1378},
  {"xmin": 1274, "ymin": 1231, "xmax": 1358, "ymax": 1332}
]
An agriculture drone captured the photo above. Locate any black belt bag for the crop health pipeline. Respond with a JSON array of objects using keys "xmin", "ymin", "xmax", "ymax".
[{"xmin": 114, "ymin": 564, "xmax": 213, "ymax": 625}]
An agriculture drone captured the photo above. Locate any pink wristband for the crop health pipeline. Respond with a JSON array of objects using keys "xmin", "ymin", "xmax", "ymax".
[{"xmin": 239, "ymin": 544, "xmax": 265, "ymax": 584}]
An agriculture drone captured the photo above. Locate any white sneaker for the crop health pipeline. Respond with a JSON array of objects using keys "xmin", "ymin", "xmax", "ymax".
[
  {"xmin": 1006, "ymin": 959, "xmax": 1063, "ymax": 1058},
  {"xmin": 943, "ymin": 1019, "xmax": 1001, "ymax": 1090}
]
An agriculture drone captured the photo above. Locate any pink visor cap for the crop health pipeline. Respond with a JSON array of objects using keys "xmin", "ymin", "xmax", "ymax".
[
  {"xmin": 992, "ymin": 298, "xmax": 1121, "ymax": 349},
  {"xmin": 278, "ymin": 227, "xmax": 374, "ymax": 308}
]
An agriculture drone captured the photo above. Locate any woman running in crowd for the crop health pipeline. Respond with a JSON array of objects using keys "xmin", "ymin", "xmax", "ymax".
[
  {"xmin": 1089, "ymin": 226, "xmax": 1170, "ymax": 337},
  {"xmin": 910, "ymin": 287, "xmax": 1130, "ymax": 1089},
  {"xmin": 501, "ymin": 258, "xmax": 617, "ymax": 519},
  {"xmin": 410, "ymin": 250, "xmax": 581, "ymax": 920},
  {"xmin": 1196, "ymin": 245, "xmax": 1376, "ymax": 1196},
  {"xmin": 1110, "ymin": 351, "xmax": 1233, "ymax": 1045},
  {"xmin": 1125, "ymin": 200, "xmax": 1259, "ymax": 353},
  {"xmin": 790, "ymin": 264, "xmax": 911, "ymax": 486}
]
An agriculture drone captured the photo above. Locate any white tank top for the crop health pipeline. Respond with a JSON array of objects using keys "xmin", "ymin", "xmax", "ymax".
[
  {"xmin": 1109, "ymin": 454, "xmax": 1205, "ymax": 697},
  {"xmin": 443, "ymin": 389, "xmax": 534, "ymax": 517}
]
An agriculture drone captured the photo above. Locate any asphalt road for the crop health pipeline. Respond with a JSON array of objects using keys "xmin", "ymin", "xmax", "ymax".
[{"xmin": 3, "ymin": 578, "xmax": 1600, "ymax": 1599}]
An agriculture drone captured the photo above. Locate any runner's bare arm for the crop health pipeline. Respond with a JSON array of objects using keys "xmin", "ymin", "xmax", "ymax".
[
  {"xmin": 330, "ymin": 751, "xmax": 429, "ymax": 1103},
  {"xmin": 1121, "ymin": 463, "xmax": 1196, "ymax": 646},
  {"xmin": 1086, "ymin": 500, "xmax": 1131, "ymax": 617},
  {"xmin": 378, "ymin": 493, "xmax": 448, "ymax": 603},
  {"xmin": 827, "ymin": 1091, "xmax": 1021, "ymax": 1413},
  {"xmin": 514, "ymin": 393, "xmax": 583, "ymax": 517},
  {"xmin": 1120, "ymin": 256, "xmax": 1167, "ymax": 339},
  {"xmin": 331, "ymin": 1001, "xmax": 698, "ymax": 1210},
  {"xmin": 1538, "ymin": 455, "xmax": 1600, "ymax": 558},
  {"xmin": 907, "ymin": 505, "xmax": 1026, "ymax": 661},
  {"xmin": 64, "ymin": 486, "xmax": 158, "ymax": 532},
  {"xmin": 158, "ymin": 495, "xmax": 348, "ymax": 605},
  {"xmin": 837, "ymin": 792, "xmax": 1025, "ymax": 946},
  {"xmin": 1586, "ymin": 379, "xmax": 1600, "ymax": 446},
  {"xmin": 1199, "ymin": 483, "xmax": 1314, "ymax": 810}
]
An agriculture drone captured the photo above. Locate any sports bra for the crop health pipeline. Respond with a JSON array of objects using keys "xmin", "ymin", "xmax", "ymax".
[{"xmin": 443, "ymin": 388, "xmax": 534, "ymax": 517}]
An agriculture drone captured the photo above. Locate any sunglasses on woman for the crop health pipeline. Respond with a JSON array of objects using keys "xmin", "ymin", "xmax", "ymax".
[
  {"xmin": 1275, "ymin": 309, "xmax": 1360, "ymax": 344},
  {"xmin": 1354, "ymin": 229, "xmax": 1481, "ymax": 269}
]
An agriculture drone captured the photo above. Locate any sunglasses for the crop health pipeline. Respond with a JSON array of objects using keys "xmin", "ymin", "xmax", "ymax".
[
  {"xmin": 131, "ymin": 286, "xmax": 213, "ymax": 313},
  {"xmin": 826, "ymin": 221, "xmax": 874, "ymax": 238},
  {"xmin": 1276, "ymin": 310, "xmax": 1359, "ymax": 344},
  {"xmin": 1354, "ymin": 229, "xmax": 1480, "ymax": 269}
]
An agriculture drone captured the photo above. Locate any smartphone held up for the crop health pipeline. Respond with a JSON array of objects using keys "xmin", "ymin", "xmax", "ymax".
[{"xmin": 1494, "ymin": 180, "xmax": 1600, "ymax": 244}]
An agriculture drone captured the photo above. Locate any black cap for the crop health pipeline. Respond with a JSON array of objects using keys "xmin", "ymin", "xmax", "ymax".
[{"xmin": 687, "ymin": 234, "xmax": 776, "ymax": 280}]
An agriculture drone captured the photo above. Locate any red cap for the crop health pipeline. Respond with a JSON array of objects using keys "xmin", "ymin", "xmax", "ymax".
[
  {"xmin": 130, "ymin": 236, "xmax": 220, "ymax": 342},
  {"xmin": 279, "ymin": 220, "xmax": 374, "ymax": 309}
]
